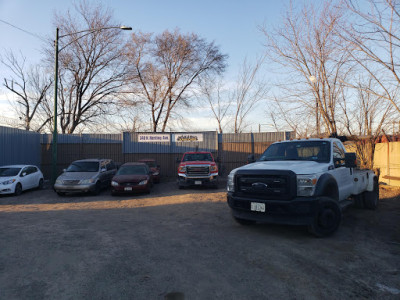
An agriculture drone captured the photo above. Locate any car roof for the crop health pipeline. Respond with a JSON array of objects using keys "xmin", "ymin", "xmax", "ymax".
[
  {"xmin": 73, "ymin": 159, "xmax": 105, "ymax": 162},
  {"xmin": 0, "ymin": 165, "xmax": 34, "ymax": 168},
  {"xmin": 121, "ymin": 162, "xmax": 148, "ymax": 166}
]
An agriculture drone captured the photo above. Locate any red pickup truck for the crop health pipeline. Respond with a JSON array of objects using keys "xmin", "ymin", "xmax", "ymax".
[{"xmin": 177, "ymin": 151, "xmax": 219, "ymax": 189}]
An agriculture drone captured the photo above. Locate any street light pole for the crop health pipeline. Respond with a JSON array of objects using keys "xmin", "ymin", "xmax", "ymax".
[
  {"xmin": 51, "ymin": 25, "xmax": 132, "ymax": 184},
  {"xmin": 52, "ymin": 27, "xmax": 59, "ymax": 185}
]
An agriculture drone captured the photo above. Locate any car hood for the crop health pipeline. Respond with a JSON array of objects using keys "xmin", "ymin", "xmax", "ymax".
[
  {"xmin": 180, "ymin": 161, "xmax": 215, "ymax": 166},
  {"xmin": 112, "ymin": 174, "xmax": 149, "ymax": 183},
  {"xmin": 0, "ymin": 176, "xmax": 17, "ymax": 182},
  {"xmin": 236, "ymin": 160, "xmax": 331, "ymax": 175},
  {"xmin": 57, "ymin": 172, "xmax": 98, "ymax": 181}
]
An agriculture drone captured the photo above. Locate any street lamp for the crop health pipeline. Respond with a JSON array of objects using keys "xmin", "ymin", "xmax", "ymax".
[
  {"xmin": 309, "ymin": 75, "xmax": 320, "ymax": 136},
  {"xmin": 51, "ymin": 25, "xmax": 132, "ymax": 184}
]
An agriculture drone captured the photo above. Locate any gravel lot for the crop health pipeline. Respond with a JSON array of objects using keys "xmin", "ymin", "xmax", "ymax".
[{"xmin": 0, "ymin": 181, "xmax": 399, "ymax": 299}]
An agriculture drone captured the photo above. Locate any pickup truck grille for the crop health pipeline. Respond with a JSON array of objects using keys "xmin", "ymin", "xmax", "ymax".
[
  {"xmin": 235, "ymin": 170, "xmax": 296, "ymax": 201},
  {"xmin": 186, "ymin": 166, "xmax": 210, "ymax": 176}
]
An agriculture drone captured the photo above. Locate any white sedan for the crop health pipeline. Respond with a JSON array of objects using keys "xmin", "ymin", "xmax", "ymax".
[{"xmin": 0, "ymin": 165, "xmax": 44, "ymax": 196}]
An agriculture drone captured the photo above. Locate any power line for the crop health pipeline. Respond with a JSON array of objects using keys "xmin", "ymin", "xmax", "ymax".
[{"xmin": 0, "ymin": 18, "xmax": 47, "ymax": 42}]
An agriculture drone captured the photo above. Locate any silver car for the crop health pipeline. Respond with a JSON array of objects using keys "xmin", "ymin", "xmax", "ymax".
[{"xmin": 54, "ymin": 159, "xmax": 117, "ymax": 196}]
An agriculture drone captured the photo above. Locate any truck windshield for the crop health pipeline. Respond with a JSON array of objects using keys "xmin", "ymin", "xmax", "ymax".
[
  {"xmin": 259, "ymin": 141, "xmax": 331, "ymax": 163},
  {"xmin": 183, "ymin": 153, "xmax": 213, "ymax": 162}
]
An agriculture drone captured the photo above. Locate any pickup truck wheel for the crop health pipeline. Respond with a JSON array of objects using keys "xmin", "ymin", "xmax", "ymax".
[
  {"xmin": 233, "ymin": 216, "xmax": 256, "ymax": 226},
  {"xmin": 308, "ymin": 197, "xmax": 341, "ymax": 237},
  {"xmin": 353, "ymin": 194, "xmax": 364, "ymax": 209},
  {"xmin": 363, "ymin": 180, "xmax": 379, "ymax": 210}
]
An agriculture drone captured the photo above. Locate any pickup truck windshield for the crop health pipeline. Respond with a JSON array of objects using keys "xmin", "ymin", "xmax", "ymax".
[
  {"xmin": 259, "ymin": 141, "xmax": 331, "ymax": 163},
  {"xmin": 183, "ymin": 153, "xmax": 213, "ymax": 162}
]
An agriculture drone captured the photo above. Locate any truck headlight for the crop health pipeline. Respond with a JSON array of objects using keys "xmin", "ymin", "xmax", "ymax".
[
  {"xmin": 211, "ymin": 165, "xmax": 218, "ymax": 172},
  {"xmin": 297, "ymin": 175, "xmax": 317, "ymax": 197},
  {"xmin": 178, "ymin": 166, "xmax": 186, "ymax": 173},
  {"xmin": 227, "ymin": 170, "xmax": 237, "ymax": 192}
]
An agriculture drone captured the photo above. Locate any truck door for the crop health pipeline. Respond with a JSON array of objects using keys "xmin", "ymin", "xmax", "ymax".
[{"xmin": 329, "ymin": 141, "xmax": 354, "ymax": 201}]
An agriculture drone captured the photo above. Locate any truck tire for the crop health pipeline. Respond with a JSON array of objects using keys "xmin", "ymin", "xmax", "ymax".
[
  {"xmin": 308, "ymin": 197, "xmax": 342, "ymax": 237},
  {"xmin": 233, "ymin": 216, "xmax": 256, "ymax": 226},
  {"xmin": 353, "ymin": 194, "xmax": 364, "ymax": 209},
  {"xmin": 363, "ymin": 180, "xmax": 379, "ymax": 210}
]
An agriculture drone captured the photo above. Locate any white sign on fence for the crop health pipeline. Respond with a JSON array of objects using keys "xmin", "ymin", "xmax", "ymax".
[
  {"xmin": 138, "ymin": 134, "xmax": 170, "ymax": 142},
  {"xmin": 174, "ymin": 133, "xmax": 204, "ymax": 142}
]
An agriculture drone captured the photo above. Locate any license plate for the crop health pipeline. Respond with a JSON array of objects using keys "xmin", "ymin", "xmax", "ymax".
[
  {"xmin": 251, "ymin": 202, "xmax": 265, "ymax": 212},
  {"xmin": 124, "ymin": 187, "xmax": 132, "ymax": 191},
  {"xmin": 195, "ymin": 181, "xmax": 202, "ymax": 185}
]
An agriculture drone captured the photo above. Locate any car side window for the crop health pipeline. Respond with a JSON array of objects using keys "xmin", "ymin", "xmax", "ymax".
[
  {"xmin": 21, "ymin": 167, "xmax": 29, "ymax": 175},
  {"xmin": 333, "ymin": 142, "xmax": 345, "ymax": 168},
  {"xmin": 28, "ymin": 166, "xmax": 37, "ymax": 174}
]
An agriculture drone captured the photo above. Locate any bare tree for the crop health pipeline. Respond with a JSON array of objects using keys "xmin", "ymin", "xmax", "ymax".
[
  {"xmin": 198, "ymin": 76, "xmax": 231, "ymax": 133},
  {"xmin": 230, "ymin": 56, "xmax": 267, "ymax": 133},
  {"xmin": 125, "ymin": 29, "xmax": 227, "ymax": 132},
  {"xmin": 261, "ymin": 1, "xmax": 352, "ymax": 136},
  {"xmin": 1, "ymin": 52, "xmax": 52, "ymax": 132},
  {"xmin": 48, "ymin": 0, "xmax": 130, "ymax": 134},
  {"xmin": 340, "ymin": 77, "xmax": 394, "ymax": 169},
  {"xmin": 342, "ymin": 0, "xmax": 400, "ymax": 114}
]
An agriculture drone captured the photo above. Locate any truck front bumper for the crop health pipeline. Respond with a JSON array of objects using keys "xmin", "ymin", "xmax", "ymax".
[
  {"xmin": 227, "ymin": 193, "xmax": 319, "ymax": 226},
  {"xmin": 178, "ymin": 174, "xmax": 218, "ymax": 187}
]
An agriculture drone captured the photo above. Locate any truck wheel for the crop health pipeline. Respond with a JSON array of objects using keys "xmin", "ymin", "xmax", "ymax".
[
  {"xmin": 353, "ymin": 194, "xmax": 364, "ymax": 209},
  {"xmin": 233, "ymin": 216, "xmax": 256, "ymax": 226},
  {"xmin": 308, "ymin": 197, "xmax": 341, "ymax": 237},
  {"xmin": 363, "ymin": 180, "xmax": 379, "ymax": 210}
]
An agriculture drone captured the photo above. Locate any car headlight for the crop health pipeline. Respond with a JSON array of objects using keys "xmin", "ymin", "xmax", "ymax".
[
  {"xmin": 80, "ymin": 178, "xmax": 95, "ymax": 184},
  {"xmin": 55, "ymin": 179, "xmax": 63, "ymax": 185},
  {"xmin": 1, "ymin": 179, "xmax": 16, "ymax": 185},
  {"xmin": 111, "ymin": 181, "xmax": 119, "ymax": 187},
  {"xmin": 211, "ymin": 165, "xmax": 218, "ymax": 172},
  {"xmin": 227, "ymin": 170, "xmax": 237, "ymax": 192},
  {"xmin": 138, "ymin": 180, "xmax": 148, "ymax": 185},
  {"xmin": 297, "ymin": 175, "xmax": 317, "ymax": 197}
]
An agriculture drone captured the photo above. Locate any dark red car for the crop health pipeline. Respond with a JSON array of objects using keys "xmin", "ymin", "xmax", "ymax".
[
  {"xmin": 111, "ymin": 162, "xmax": 153, "ymax": 195},
  {"xmin": 138, "ymin": 159, "xmax": 160, "ymax": 183}
]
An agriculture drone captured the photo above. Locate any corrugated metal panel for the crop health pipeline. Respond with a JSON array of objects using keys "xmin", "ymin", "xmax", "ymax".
[
  {"xmin": 123, "ymin": 131, "xmax": 218, "ymax": 154},
  {"xmin": 0, "ymin": 126, "xmax": 41, "ymax": 168},
  {"xmin": 41, "ymin": 133, "xmax": 122, "ymax": 144},
  {"xmin": 219, "ymin": 132, "xmax": 294, "ymax": 143}
]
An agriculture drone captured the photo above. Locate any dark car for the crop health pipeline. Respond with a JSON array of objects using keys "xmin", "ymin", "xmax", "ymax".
[
  {"xmin": 138, "ymin": 159, "xmax": 160, "ymax": 183},
  {"xmin": 111, "ymin": 162, "xmax": 153, "ymax": 195}
]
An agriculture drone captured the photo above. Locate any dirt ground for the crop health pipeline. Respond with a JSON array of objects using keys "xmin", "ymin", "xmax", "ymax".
[{"xmin": 0, "ymin": 181, "xmax": 399, "ymax": 299}]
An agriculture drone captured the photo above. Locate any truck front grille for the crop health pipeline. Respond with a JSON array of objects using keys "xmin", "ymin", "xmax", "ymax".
[
  {"xmin": 235, "ymin": 170, "xmax": 296, "ymax": 201},
  {"xmin": 186, "ymin": 166, "xmax": 210, "ymax": 176}
]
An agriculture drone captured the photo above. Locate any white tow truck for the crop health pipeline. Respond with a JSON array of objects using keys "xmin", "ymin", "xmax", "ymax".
[{"xmin": 227, "ymin": 138, "xmax": 378, "ymax": 237}]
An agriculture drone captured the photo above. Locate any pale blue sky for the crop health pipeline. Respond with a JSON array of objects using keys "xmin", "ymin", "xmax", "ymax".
[{"xmin": 0, "ymin": 0, "xmax": 292, "ymax": 131}]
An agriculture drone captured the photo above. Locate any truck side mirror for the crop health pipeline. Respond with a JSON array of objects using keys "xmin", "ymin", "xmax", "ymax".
[
  {"xmin": 247, "ymin": 154, "xmax": 256, "ymax": 164},
  {"xmin": 345, "ymin": 153, "xmax": 357, "ymax": 168}
]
